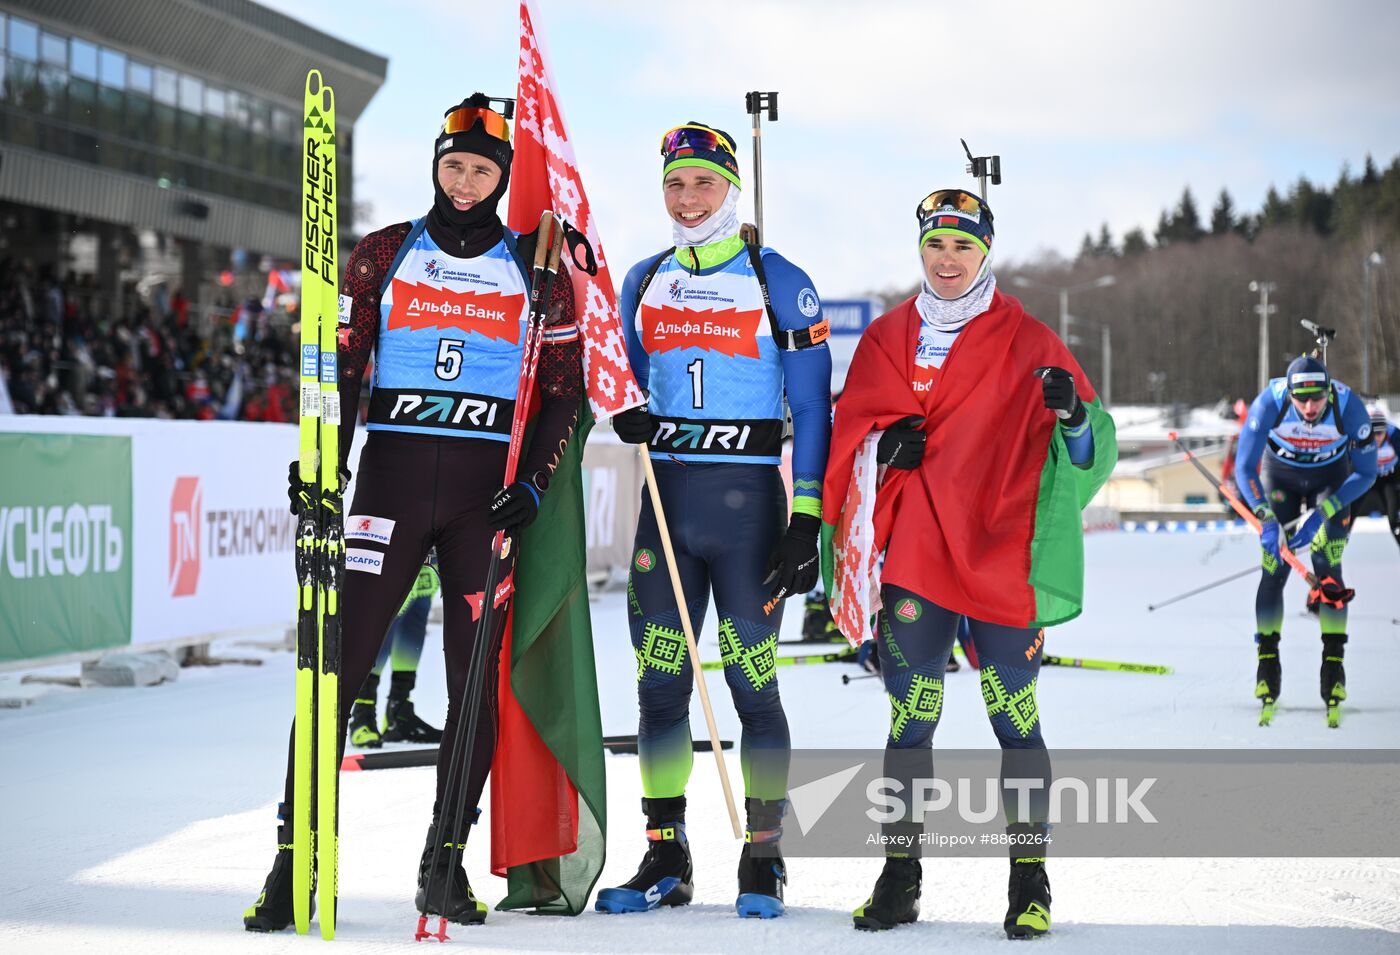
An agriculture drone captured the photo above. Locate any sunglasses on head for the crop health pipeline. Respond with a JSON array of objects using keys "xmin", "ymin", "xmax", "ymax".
[
  {"xmin": 441, "ymin": 105, "xmax": 511, "ymax": 143},
  {"xmin": 916, "ymin": 189, "xmax": 991, "ymax": 225},
  {"xmin": 660, "ymin": 124, "xmax": 735, "ymax": 157}
]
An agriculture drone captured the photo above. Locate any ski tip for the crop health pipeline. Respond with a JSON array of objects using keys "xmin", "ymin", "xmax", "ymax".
[
  {"xmin": 340, "ymin": 755, "xmax": 364, "ymax": 772},
  {"xmin": 306, "ymin": 69, "xmax": 322, "ymax": 94},
  {"xmin": 1167, "ymin": 430, "xmax": 1178, "ymax": 441}
]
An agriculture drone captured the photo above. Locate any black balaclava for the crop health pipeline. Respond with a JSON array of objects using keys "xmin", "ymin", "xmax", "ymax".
[{"xmin": 426, "ymin": 93, "xmax": 513, "ymax": 258}]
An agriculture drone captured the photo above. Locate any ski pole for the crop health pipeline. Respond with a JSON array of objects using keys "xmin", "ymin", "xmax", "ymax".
[
  {"xmin": 1042, "ymin": 654, "xmax": 1173, "ymax": 675},
  {"xmin": 417, "ymin": 212, "xmax": 563, "ymax": 944},
  {"xmin": 1146, "ymin": 514, "xmax": 1306, "ymax": 611},
  {"xmin": 1168, "ymin": 431, "xmax": 1320, "ymax": 587},
  {"xmin": 842, "ymin": 672, "xmax": 879, "ymax": 685},
  {"xmin": 639, "ymin": 445, "xmax": 743, "ymax": 839},
  {"xmin": 743, "ymin": 91, "xmax": 777, "ymax": 245},
  {"xmin": 699, "ymin": 646, "xmax": 856, "ymax": 672},
  {"xmin": 1147, "ymin": 565, "xmax": 1257, "ymax": 611}
]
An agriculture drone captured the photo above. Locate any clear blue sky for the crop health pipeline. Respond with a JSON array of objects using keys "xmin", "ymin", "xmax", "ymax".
[{"xmin": 273, "ymin": 0, "xmax": 1400, "ymax": 298}]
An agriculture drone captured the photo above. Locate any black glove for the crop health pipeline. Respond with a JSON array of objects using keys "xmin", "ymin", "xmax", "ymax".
[
  {"xmin": 876, "ymin": 416, "xmax": 926, "ymax": 470},
  {"xmin": 1036, "ymin": 366, "xmax": 1086, "ymax": 428},
  {"xmin": 488, "ymin": 481, "xmax": 541, "ymax": 531},
  {"xmin": 762, "ymin": 513, "xmax": 821, "ymax": 599},
  {"xmin": 286, "ymin": 460, "xmax": 349, "ymax": 515},
  {"xmin": 612, "ymin": 406, "xmax": 655, "ymax": 444}
]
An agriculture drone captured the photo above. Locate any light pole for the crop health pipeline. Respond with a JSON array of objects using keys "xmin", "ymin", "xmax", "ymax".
[
  {"xmin": 1249, "ymin": 280, "xmax": 1277, "ymax": 391},
  {"xmin": 1055, "ymin": 274, "xmax": 1116, "ymax": 342},
  {"xmin": 1362, "ymin": 251, "xmax": 1385, "ymax": 393},
  {"xmin": 1012, "ymin": 274, "xmax": 1116, "ymax": 404}
]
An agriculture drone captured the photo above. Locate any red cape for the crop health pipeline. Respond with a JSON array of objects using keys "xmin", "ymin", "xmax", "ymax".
[{"xmin": 823, "ymin": 292, "xmax": 1093, "ymax": 627}]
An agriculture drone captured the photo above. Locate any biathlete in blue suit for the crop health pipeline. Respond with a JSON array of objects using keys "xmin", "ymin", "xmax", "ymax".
[
  {"xmin": 597, "ymin": 123, "xmax": 832, "ymax": 920},
  {"xmin": 1234, "ymin": 354, "xmax": 1377, "ymax": 713},
  {"xmin": 1350, "ymin": 406, "xmax": 1400, "ymax": 554}
]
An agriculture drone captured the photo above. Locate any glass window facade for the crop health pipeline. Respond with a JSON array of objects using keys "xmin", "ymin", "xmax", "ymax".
[
  {"xmin": 0, "ymin": 20, "xmax": 338, "ymax": 218},
  {"xmin": 7, "ymin": 17, "xmax": 37, "ymax": 60}
]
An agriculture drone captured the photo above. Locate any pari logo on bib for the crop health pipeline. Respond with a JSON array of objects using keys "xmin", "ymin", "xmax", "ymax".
[{"xmin": 387, "ymin": 279, "xmax": 525, "ymax": 341}]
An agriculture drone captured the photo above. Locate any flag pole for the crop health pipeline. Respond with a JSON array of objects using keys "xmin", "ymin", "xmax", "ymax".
[{"xmin": 638, "ymin": 446, "xmax": 743, "ymax": 838}]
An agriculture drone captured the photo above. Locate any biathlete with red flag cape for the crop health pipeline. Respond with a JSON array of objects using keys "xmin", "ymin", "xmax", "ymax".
[
  {"xmin": 824, "ymin": 189, "xmax": 1116, "ymax": 938},
  {"xmin": 245, "ymin": 95, "xmax": 583, "ymax": 931},
  {"xmin": 596, "ymin": 123, "xmax": 832, "ymax": 919}
]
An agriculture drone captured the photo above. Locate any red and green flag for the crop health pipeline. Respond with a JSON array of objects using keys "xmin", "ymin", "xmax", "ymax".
[{"xmin": 490, "ymin": 0, "xmax": 643, "ymax": 915}]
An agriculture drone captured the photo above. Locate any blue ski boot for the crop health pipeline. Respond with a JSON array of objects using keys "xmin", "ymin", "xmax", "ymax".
[{"xmin": 595, "ymin": 796, "xmax": 693, "ymax": 913}]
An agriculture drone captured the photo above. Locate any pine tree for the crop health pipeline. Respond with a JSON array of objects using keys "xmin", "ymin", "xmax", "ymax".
[
  {"xmin": 1289, "ymin": 176, "xmax": 1333, "ymax": 235},
  {"xmin": 1121, "ymin": 228, "xmax": 1149, "ymax": 255},
  {"xmin": 1362, "ymin": 154, "xmax": 1380, "ymax": 187},
  {"xmin": 1079, "ymin": 232, "xmax": 1096, "ymax": 261},
  {"xmin": 1095, "ymin": 222, "xmax": 1117, "ymax": 257},
  {"xmin": 1210, "ymin": 189, "xmax": 1236, "ymax": 235},
  {"xmin": 1175, "ymin": 187, "xmax": 1204, "ymax": 242},
  {"xmin": 1259, "ymin": 186, "xmax": 1291, "ymax": 230},
  {"xmin": 1154, "ymin": 210, "xmax": 1173, "ymax": 247}
]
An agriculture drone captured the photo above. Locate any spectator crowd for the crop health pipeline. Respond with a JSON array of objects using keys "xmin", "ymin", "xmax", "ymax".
[{"xmin": 0, "ymin": 256, "xmax": 298, "ymax": 421}]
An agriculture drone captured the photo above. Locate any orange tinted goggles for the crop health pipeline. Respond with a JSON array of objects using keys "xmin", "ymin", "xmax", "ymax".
[{"xmin": 441, "ymin": 106, "xmax": 511, "ymax": 143}]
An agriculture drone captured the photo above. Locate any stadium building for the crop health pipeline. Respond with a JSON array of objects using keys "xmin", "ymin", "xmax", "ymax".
[{"xmin": 0, "ymin": 0, "xmax": 385, "ymax": 309}]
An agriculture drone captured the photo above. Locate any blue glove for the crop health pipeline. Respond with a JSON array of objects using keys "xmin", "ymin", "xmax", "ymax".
[
  {"xmin": 1288, "ymin": 496, "xmax": 1340, "ymax": 551},
  {"xmin": 1258, "ymin": 514, "xmax": 1280, "ymax": 560},
  {"xmin": 1254, "ymin": 501, "xmax": 1276, "ymax": 554}
]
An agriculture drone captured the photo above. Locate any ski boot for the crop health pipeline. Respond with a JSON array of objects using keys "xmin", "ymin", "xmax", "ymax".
[
  {"xmin": 1005, "ymin": 856, "xmax": 1052, "ymax": 939},
  {"xmin": 595, "ymin": 796, "xmax": 694, "ymax": 913},
  {"xmin": 736, "ymin": 797, "xmax": 787, "ymax": 918},
  {"xmin": 415, "ymin": 810, "xmax": 488, "ymax": 925},
  {"xmin": 382, "ymin": 698, "xmax": 443, "ymax": 744},
  {"xmin": 801, "ymin": 591, "xmax": 841, "ymax": 642},
  {"xmin": 1255, "ymin": 633, "xmax": 1281, "ymax": 726},
  {"xmin": 852, "ymin": 856, "xmax": 921, "ymax": 931},
  {"xmin": 243, "ymin": 818, "xmax": 313, "ymax": 932},
  {"xmin": 1322, "ymin": 635, "xmax": 1347, "ymax": 728},
  {"xmin": 349, "ymin": 698, "xmax": 382, "ymax": 748}
]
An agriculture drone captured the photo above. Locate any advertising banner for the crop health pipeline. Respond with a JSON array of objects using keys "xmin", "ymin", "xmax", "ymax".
[{"xmin": 0, "ymin": 432, "xmax": 132, "ymax": 663}]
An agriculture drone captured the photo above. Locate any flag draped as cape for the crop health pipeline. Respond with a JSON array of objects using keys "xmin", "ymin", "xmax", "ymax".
[{"xmin": 821, "ymin": 292, "xmax": 1116, "ymax": 630}]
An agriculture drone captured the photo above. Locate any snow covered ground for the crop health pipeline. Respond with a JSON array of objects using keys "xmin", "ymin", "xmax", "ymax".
[{"xmin": 4, "ymin": 523, "xmax": 1399, "ymax": 953}]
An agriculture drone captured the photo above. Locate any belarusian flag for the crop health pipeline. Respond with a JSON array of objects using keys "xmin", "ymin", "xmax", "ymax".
[{"xmin": 488, "ymin": 0, "xmax": 642, "ymax": 916}]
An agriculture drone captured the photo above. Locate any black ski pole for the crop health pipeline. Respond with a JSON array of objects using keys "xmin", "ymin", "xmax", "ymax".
[{"xmin": 415, "ymin": 212, "xmax": 563, "ymax": 943}]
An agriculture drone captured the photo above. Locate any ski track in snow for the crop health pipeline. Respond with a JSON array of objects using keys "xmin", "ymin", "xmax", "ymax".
[{"xmin": 3, "ymin": 524, "xmax": 1399, "ymax": 953}]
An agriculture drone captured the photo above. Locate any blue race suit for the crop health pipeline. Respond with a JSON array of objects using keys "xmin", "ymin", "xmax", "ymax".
[
  {"xmin": 1235, "ymin": 377, "xmax": 1377, "ymax": 638},
  {"xmin": 619, "ymin": 239, "xmax": 831, "ymax": 801}
]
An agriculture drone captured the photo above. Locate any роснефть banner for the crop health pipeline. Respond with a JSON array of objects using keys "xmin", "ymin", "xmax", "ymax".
[{"xmin": 0, "ymin": 432, "xmax": 132, "ymax": 663}]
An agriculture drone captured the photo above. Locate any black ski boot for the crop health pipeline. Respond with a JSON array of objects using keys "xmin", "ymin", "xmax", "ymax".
[
  {"xmin": 243, "ymin": 818, "xmax": 313, "ymax": 932},
  {"xmin": 801, "ymin": 591, "xmax": 839, "ymax": 642},
  {"xmin": 349, "ymin": 698, "xmax": 382, "ymax": 748},
  {"xmin": 852, "ymin": 857, "xmax": 921, "ymax": 931},
  {"xmin": 595, "ymin": 796, "xmax": 694, "ymax": 913},
  {"xmin": 415, "ymin": 811, "xmax": 487, "ymax": 925},
  {"xmin": 1255, "ymin": 633, "xmax": 1281, "ymax": 703},
  {"xmin": 382, "ymin": 698, "xmax": 443, "ymax": 744},
  {"xmin": 1322, "ymin": 634, "xmax": 1347, "ymax": 727},
  {"xmin": 736, "ymin": 797, "xmax": 787, "ymax": 918},
  {"xmin": 1004, "ymin": 857, "xmax": 1052, "ymax": 939}
]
